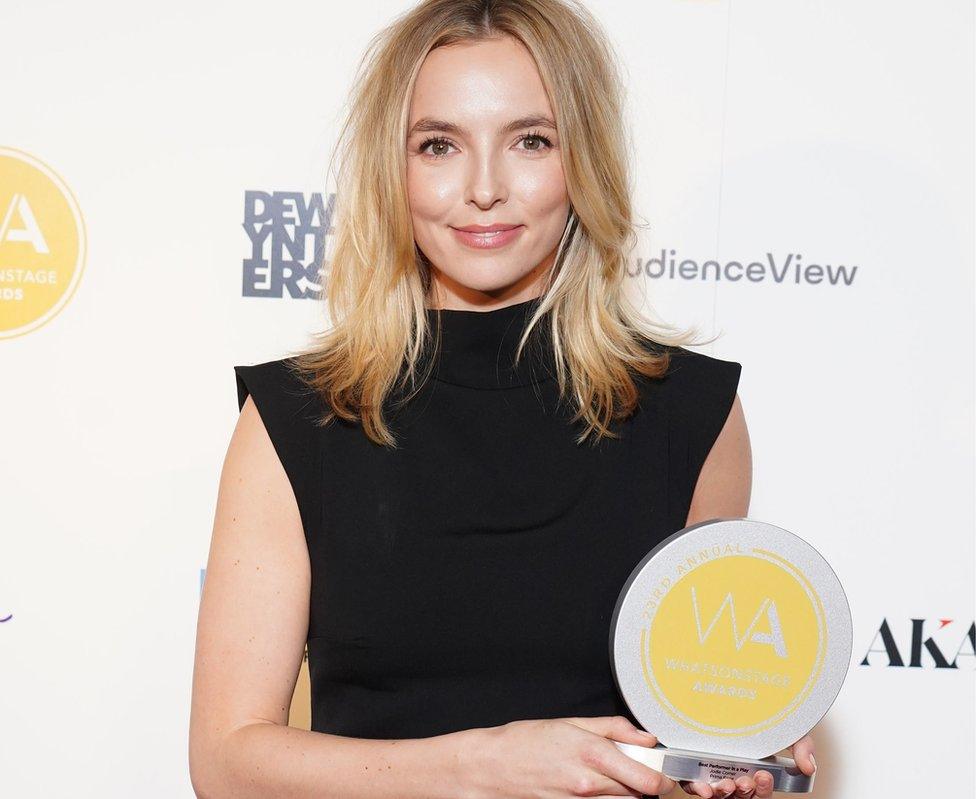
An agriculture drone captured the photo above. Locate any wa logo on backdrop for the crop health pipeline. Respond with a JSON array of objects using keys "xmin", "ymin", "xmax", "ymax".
[
  {"xmin": 242, "ymin": 190, "xmax": 336, "ymax": 299},
  {"xmin": 0, "ymin": 147, "xmax": 87, "ymax": 338}
]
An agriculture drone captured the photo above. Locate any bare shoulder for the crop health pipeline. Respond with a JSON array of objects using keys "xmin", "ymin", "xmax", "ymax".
[
  {"xmin": 686, "ymin": 390, "xmax": 752, "ymax": 526},
  {"xmin": 188, "ymin": 395, "xmax": 311, "ymax": 784}
]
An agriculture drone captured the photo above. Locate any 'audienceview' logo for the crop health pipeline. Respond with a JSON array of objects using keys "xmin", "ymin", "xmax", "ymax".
[
  {"xmin": 242, "ymin": 190, "xmax": 335, "ymax": 299},
  {"xmin": 860, "ymin": 618, "xmax": 975, "ymax": 669},
  {"xmin": 629, "ymin": 249, "xmax": 858, "ymax": 286},
  {"xmin": 0, "ymin": 147, "xmax": 87, "ymax": 338}
]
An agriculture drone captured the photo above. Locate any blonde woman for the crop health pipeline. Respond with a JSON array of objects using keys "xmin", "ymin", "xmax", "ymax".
[{"xmin": 189, "ymin": 1, "xmax": 816, "ymax": 797}]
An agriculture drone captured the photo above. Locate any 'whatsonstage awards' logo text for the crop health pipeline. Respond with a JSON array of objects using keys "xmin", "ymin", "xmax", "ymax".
[
  {"xmin": 860, "ymin": 617, "xmax": 975, "ymax": 669},
  {"xmin": 242, "ymin": 190, "xmax": 335, "ymax": 299}
]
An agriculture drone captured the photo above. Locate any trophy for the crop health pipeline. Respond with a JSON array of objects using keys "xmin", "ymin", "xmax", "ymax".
[{"xmin": 609, "ymin": 519, "xmax": 852, "ymax": 793}]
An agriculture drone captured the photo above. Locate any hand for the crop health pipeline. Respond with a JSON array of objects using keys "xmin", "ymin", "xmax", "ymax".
[
  {"xmin": 678, "ymin": 734, "xmax": 816, "ymax": 798},
  {"xmin": 461, "ymin": 714, "xmax": 677, "ymax": 798}
]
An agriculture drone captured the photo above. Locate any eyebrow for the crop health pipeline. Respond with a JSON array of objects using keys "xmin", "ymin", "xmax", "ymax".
[{"xmin": 407, "ymin": 114, "xmax": 557, "ymax": 137}]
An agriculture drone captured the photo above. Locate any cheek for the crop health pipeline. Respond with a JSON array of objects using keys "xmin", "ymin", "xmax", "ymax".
[
  {"xmin": 513, "ymin": 160, "xmax": 569, "ymax": 219},
  {"xmin": 406, "ymin": 165, "xmax": 460, "ymax": 223}
]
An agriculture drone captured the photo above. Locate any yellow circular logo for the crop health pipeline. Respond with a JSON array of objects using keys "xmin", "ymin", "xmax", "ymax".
[
  {"xmin": 0, "ymin": 147, "xmax": 86, "ymax": 339},
  {"xmin": 642, "ymin": 548, "xmax": 827, "ymax": 738}
]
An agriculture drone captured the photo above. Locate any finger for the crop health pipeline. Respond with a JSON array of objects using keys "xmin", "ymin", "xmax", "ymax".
[
  {"xmin": 572, "ymin": 769, "xmax": 644, "ymax": 798},
  {"xmin": 753, "ymin": 770, "xmax": 774, "ymax": 798},
  {"xmin": 567, "ymin": 715, "xmax": 661, "ymax": 749},
  {"xmin": 678, "ymin": 779, "xmax": 714, "ymax": 797},
  {"xmin": 590, "ymin": 741, "xmax": 676, "ymax": 798},
  {"xmin": 733, "ymin": 775, "xmax": 756, "ymax": 797},
  {"xmin": 563, "ymin": 716, "xmax": 639, "ymax": 739},
  {"xmin": 790, "ymin": 734, "xmax": 817, "ymax": 777},
  {"xmin": 608, "ymin": 715, "xmax": 660, "ymax": 748},
  {"xmin": 709, "ymin": 778, "xmax": 737, "ymax": 797},
  {"xmin": 590, "ymin": 788, "xmax": 642, "ymax": 798}
]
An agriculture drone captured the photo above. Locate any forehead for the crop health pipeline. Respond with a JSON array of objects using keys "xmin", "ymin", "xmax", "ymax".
[{"xmin": 409, "ymin": 36, "xmax": 553, "ymax": 123}]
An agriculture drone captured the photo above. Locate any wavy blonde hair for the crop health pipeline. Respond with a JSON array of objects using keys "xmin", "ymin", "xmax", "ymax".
[{"xmin": 288, "ymin": 0, "xmax": 705, "ymax": 447}]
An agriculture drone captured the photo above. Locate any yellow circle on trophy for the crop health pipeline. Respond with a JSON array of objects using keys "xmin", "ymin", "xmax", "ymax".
[
  {"xmin": 645, "ymin": 550, "xmax": 825, "ymax": 735},
  {"xmin": 0, "ymin": 147, "xmax": 86, "ymax": 339}
]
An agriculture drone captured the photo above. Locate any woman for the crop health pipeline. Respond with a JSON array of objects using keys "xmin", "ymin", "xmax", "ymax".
[{"xmin": 189, "ymin": 1, "xmax": 816, "ymax": 797}]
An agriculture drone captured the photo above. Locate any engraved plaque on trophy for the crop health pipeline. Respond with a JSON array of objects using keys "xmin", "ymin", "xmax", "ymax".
[{"xmin": 609, "ymin": 518, "xmax": 852, "ymax": 793}]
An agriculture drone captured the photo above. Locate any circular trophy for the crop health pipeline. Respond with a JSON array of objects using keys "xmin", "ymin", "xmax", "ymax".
[{"xmin": 609, "ymin": 518, "xmax": 852, "ymax": 793}]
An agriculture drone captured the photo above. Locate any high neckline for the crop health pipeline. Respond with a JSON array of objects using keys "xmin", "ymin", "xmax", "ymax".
[{"xmin": 423, "ymin": 297, "xmax": 557, "ymax": 390}]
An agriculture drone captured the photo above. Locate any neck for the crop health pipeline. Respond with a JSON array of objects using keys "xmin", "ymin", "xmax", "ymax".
[
  {"xmin": 421, "ymin": 296, "xmax": 555, "ymax": 390},
  {"xmin": 424, "ymin": 292, "xmax": 546, "ymax": 313}
]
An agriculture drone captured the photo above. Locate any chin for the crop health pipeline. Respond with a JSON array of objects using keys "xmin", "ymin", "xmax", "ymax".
[{"xmin": 452, "ymin": 265, "xmax": 526, "ymax": 289}]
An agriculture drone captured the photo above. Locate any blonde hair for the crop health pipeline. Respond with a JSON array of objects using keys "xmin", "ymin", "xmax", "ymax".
[{"xmin": 288, "ymin": 0, "xmax": 705, "ymax": 447}]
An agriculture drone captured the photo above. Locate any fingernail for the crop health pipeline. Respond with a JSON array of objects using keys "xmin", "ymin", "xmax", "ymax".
[{"xmin": 810, "ymin": 754, "xmax": 817, "ymax": 773}]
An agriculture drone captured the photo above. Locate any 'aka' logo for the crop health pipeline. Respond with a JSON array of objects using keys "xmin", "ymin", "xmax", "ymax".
[{"xmin": 860, "ymin": 618, "xmax": 976, "ymax": 669}]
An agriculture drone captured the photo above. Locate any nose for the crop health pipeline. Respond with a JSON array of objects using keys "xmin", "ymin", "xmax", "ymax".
[{"xmin": 464, "ymin": 146, "xmax": 509, "ymax": 211}]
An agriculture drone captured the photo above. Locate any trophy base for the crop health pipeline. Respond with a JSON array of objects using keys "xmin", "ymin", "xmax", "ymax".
[{"xmin": 614, "ymin": 741, "xmax": 815, "ymax": 793}]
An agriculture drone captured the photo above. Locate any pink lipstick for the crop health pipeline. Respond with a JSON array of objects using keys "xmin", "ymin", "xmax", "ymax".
[{"xmin": 450, "ymin": 223, "xmax": 525, "ymax": 250}]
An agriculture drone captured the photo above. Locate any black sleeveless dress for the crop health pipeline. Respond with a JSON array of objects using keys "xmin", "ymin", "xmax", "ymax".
[{"xmin": 234, "ymin": 296, "xmax": 741, "ymax": 750}]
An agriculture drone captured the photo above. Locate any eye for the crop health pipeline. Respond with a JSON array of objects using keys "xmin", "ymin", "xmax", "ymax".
[
  {"xmin": 517, "ymin": 131, "xmax": 554, "ymax": 153},
  {"xmin": 417, "ymin": 136, "xmax": 456, "ymax": 158}
]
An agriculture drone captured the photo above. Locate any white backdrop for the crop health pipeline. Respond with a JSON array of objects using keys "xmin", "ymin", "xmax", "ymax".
[{"xmin": 2, "ymin": 1, "xmax": 973, "ymax": 796}]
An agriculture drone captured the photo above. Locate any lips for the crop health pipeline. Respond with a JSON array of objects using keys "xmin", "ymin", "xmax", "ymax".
[
  {"xmin": 450, "ymin": 223, "xmax": 525, "ymax": 250},
  {"xmin": 453, "ymin": 223, "xmax": 521, "ymax": 233}
]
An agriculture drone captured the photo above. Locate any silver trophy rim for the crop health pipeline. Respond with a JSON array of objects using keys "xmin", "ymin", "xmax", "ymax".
[{"xmin": 608, "ymin": 517, "xmax": 853, "ymax": 759}]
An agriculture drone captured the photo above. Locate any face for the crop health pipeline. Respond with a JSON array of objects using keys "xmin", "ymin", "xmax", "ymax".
[{"xmin": 405, "ymin": 35, "xmax": 571, "ymax": 310}]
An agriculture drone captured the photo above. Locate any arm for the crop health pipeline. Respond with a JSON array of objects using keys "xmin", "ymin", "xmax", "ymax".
[
  {"xmin": 685, "ymin": 393, "xmax": 752, "ymax": 525},
  {"xmin": 188, "ymin": 396, "xmax": 477, "ymax": 798}
]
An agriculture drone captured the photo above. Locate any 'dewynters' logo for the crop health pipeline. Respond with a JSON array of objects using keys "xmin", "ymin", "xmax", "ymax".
[
  {"xmin": 0, "ymin": 147, "xmax": 87, "ymax": 338},
  {"xmin": 242, "ymin": 190, "xmax": 335, "ymax": 299}
]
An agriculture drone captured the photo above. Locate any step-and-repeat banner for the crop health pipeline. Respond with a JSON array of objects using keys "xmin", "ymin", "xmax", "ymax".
[{"xmin": 2, "ymin": 1, "xmax": 973, "ymax": 796}]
